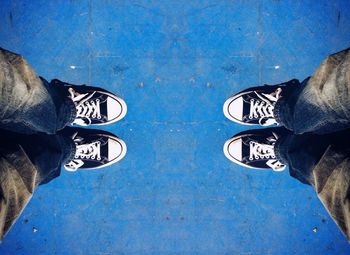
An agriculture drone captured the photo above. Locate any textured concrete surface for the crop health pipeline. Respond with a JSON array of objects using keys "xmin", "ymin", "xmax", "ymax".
[{"xmin": 0, "ymin": 0, "xmax": 350, "ymax": 254}]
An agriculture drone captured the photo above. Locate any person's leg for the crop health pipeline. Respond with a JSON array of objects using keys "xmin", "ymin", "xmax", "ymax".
[
  {"xmin": 0, "ymin": 130, "xmax": 75, "ymax": 239},
  {"xmin": 274, "ymin": 47, "xmax": 350, "ymax": 134},
  {"xmin": 0, "ymin": 48, "xmax": 127, "ymax": 135},
  {"xmin": 0, "ymin": 127, "xmax": 127, "ymax": 239},
  {"xmin": 275, "ymin": 130, "xmax": 336, "ymax": 185},
  {"xmin": 0, "ymin": 48, "xmax": 76, "ymax": 134},
  {"xmin": 276, "ymin": 129, "xmax": 350, "ymax": 240},
  {"xmin": 224, "ymin": 127, "xmax": 350, "ymax": 240},
  {"xmin": 224, "ymin": 47, "xmax": 350, "ymax": 135}
]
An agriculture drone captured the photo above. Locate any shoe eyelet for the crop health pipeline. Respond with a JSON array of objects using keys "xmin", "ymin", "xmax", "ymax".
[
  {"xmin": 74, "ymin": 155, "xmax": 78, "ymax": 158},
  {"xmin": 249, "ymin": 157, "xmax": 253, "ymax": 160},
  {"xmin": 272, "ymin": 155, "xmax": 276, "ymax": 159},
  {"xmin": 98, "ymin": 116, "xmax": 102, "ymax": 119},
  {"xmin": 91, "ymin": 156, "xmax": 95, "ymax": 159},
  {"xmin": 255, "ymin": 156, "xmax": 259, "ymax": 160},
  {"xmin": 249, "ymin": 116, "xmax": 253, "ymax": 119},
  {"xmin": 250, "ymin": 99, "xmax": 254, "ymax": 102},
  {"xmin": 97, "ymin": 157, "xmax": 101, "ymax": 160}
]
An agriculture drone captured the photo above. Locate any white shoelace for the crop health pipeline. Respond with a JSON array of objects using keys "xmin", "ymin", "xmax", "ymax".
[
  {"xmin": 64, "ymin": 134, "xmax": 101, "ymax": 172},
  {"xmin": 248, "ymin": 88, "xmax": 282, "ymax": 126},
  {"xmin": 249, "ymin": 134, "xmax": 285, "ymax": 171},
  {"xmin": 69, "ymin": 88, "xmax": 102, "ymax": 126},
  {"xmin": 74, "ymin": 141, "xmax": 101, "ymax": 160},
  {"xmin": 249, "ymin": 141, "xmax": 276, "ymax": 160}
]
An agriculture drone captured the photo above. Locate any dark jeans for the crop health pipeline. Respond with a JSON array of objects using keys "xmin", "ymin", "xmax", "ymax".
[
  {"xmin": 0, "ymin": 77, "xmax": 76, "ymax": 135},
  {"xmin": 0, "ymin": 129, "xmax": 77, "ymax": 239},
  {"xmin": 275, "ymin": 48, "xmax": 350, "ymax": 135},
  {"xmin": 0, "ymin": 74, "xmax": 77, "ymax": 181},
  {"xmin": 273, "ymin": 48, "xmax": 350, "ymax": 240},
  {"xmin": 0, "ymin": 48, "xmax": 76, "ymax": 238},
  {"xmin": 273, "ymin": 129, "xmax": 350, "ymax": 240}
]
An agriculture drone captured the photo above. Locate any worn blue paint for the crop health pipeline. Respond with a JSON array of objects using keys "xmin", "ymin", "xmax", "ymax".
[{"xmin": 0, "ymin": 0, "xmax": 350, "ymax": 254}]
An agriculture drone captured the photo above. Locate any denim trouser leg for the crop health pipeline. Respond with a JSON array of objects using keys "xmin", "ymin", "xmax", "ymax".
[
  {"xmin": 275, "ymin": 129, "xmax": 350, "ymax": 240},
  {"xmin": 0, "ymin": 130, "xmax": 75, "ymax": 239},
  {"xmin": 274, "ymin": 48, "xmax": 350, "ymax": 134},
  {"xmin": 0, "ymin": 48, "xmax": 78, "ymax": 239},
  {"xmin": 0, "ymin": 48, "xmax": 76, "ymax": 134},
  {"xmin": 40, "ymin": 78, "xmax": 77, "ymax": 133}
]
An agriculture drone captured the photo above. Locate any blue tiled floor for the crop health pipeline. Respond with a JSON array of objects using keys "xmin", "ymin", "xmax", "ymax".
[{"xmin": 0, "ymin": 1, "xmax": 350, "ymax": 254}]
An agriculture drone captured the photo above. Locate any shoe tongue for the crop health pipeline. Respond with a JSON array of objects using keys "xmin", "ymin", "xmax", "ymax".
[
  {"xmin": 242, "ymin": 135, "xmax": 272, "ymax": 169},
  {"xmin": 79, "ymin": 136, "xmax": 108, "ymax": 169},
  {"xmin": 242, "ymin": 99, "xmax": 252, "ymax": 118},
  {"xmin": 91, "ymin": 94, "xmax": 108, "ymax": 122},
  {"xmin": 99, "ymin": 102, "xmax": 108, "ymax": 120}
]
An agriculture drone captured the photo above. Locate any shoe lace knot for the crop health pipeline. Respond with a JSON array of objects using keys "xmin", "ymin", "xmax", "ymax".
[
  {"xmin": 248, "ymin": 133, "xmax": 286, "ymax": 172},
  {"xmin": 249, "ymin": 141, "xmax": 276, "ymax": 160},
  {"xmin": 64, "ymin": 134, "xmax": 101, "ymax": 172},
  {"xmin": 248, "ymin": 88, "xmax": 282, "ymax": 126},
  {"xmin": 74, "ymin": 141, "xmax": 101, "ymax": 160},
  {"xmin": 69, "ymin": 88, "xmax": 102, "ymax": 125}
]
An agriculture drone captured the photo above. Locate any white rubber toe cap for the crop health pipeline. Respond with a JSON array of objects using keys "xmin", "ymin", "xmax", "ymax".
[
  {"xmin": 107, "ymin": 96, "xmax": 127, "ymax": 122},
  {"xmin": 223, "ymin": 137, "xmax": 242, "ymax": 163},
  {"xmin": 108, "ymin": 137, "xmax": 127, "ymax": 163},
  {"xmin": 223, "ymin": 96, "xmax": 243, "ymax": 122}
]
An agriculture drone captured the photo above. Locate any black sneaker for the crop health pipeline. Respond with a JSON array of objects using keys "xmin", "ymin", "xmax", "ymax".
[
  {"xmin": 223, "ymin": 128, "xmax": 286, "ymax": 171},
  {"xmin": 223, "ymin": 80, "xmax": 298, "ymax": 126},
  {"xmin": 64, "ymin": 129, "xmax": 127, "ymax": 171},
  {"xmin": 52, "ymin": 79, "xmax": 127, "ymax": 126}
]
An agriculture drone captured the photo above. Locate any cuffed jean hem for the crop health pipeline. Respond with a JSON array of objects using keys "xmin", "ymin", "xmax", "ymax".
[
  {"xmin": 272, "ymin": 77, "xmax": 310, "ymax": 134},
  {"xmin": 273, "ymin": 132, "xmax": 291, "ymax": 165},
  {"xmin": 57, "ymin": 134, "xmax": 76, "ymax": 165},
  {"xmin": 273, "ymin": 99, "xmax": 288, "ymax": 129},
  {"xmin": 59, "ymin": 97, "xmax": 77, "ymax": 128}
]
